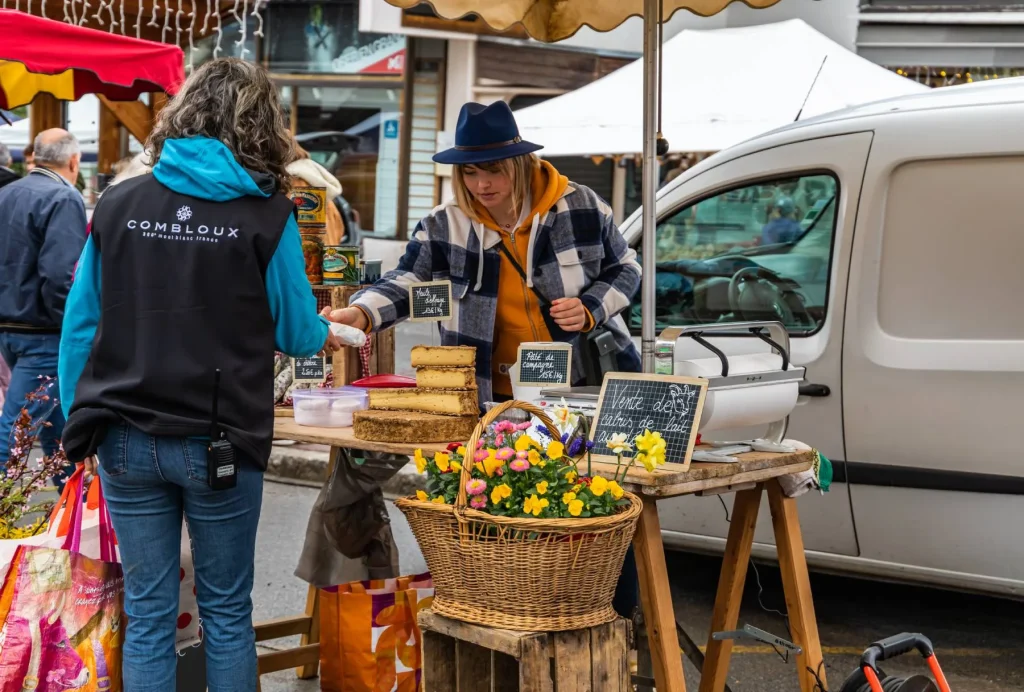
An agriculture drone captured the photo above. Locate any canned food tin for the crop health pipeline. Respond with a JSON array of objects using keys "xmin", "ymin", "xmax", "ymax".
[
  {"xmin": 301, "ymin": 234, "xmax": 324, "ymax": 285},
  {"xmin": 360, "ymin": 259, "xmax": 382, "ymax": 284},
  {"xmin": 323, "ymin": 245, "xmax": 361, "ymax": 285},
  {"xmin": 289, "ymin": 185, "xmax": 327, "ymax": 229}
]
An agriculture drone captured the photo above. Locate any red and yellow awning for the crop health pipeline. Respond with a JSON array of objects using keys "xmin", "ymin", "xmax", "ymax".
[{"xmin": 0, "ymin": 10, "xmax": 184, "ymax": 110}]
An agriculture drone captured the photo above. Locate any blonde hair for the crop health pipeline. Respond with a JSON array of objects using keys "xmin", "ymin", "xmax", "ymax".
[{"xmin": 452, "ymin": 153, "xmax": 540, "ymax": 221}]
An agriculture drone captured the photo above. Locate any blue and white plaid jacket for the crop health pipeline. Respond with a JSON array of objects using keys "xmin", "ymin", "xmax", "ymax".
[{"xmin": 352, "ymin": 183, "xmax": 641, "ymax": 405}]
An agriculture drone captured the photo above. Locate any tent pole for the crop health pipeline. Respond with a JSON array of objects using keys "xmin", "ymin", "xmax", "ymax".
[{"xmin": 640, "ymin": 0, "xmax": 660, "ymax": 373}]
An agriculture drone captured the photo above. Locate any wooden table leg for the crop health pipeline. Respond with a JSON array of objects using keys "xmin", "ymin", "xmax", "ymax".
[
  {"xmin": 634, "ymin": 497, "xmax": 687, "ymax": 692},
  {"xmin": 699, "ymin": 486, "xmax": 763, "ymax": 692},
  {"xmin": 295, "ymin": 582, "xmax": 321, "ymax": 679},
  {"xmin": 767, "ymin": 480, "xmax": 826, "ymax": 692}
]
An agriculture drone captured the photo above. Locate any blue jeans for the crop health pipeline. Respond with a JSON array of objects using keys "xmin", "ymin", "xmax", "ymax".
[
  {"xmin": 0, "ymin": 332, "xmax": 72, "ymax": 486},
  {"xmin": 97, "ymin": 422, "xmax": 264, "ymax": 692}
]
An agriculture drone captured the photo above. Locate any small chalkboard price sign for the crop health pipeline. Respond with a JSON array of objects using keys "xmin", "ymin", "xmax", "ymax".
[
  {"xmin": 292, "ymin": 356, "xmax": 327, "ymax": 384},
  {"xmin": 516, "ymin": 342, "xmax": 572, "ymax": 386},
  {"xmin": 408, "ymin": 280, "xmax": 453, "ymax": 322},
  {"xmin": 589, "ymin": 373, "xmax": 708, "ymax": 471}
]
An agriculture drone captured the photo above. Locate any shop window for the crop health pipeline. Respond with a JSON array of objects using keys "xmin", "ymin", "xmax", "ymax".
[
  {"xmin": 627, "ymin": 173, "xmax": 839, "ymax": 335},
  {"xmin": 264, "ymin": 2, "xmax": 405, "ymax": 75},
  {"xmin": 294, "ymin": 87, "xmax": 401, "ymax": 237},
  {"xmin": 878, "ymin": 157, "xmax": 1024, "ymax": 340}
]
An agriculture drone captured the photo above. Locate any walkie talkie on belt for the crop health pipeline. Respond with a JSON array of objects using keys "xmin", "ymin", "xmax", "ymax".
[{"xmin": 208, "ymin": 368, "xmax": 237, "ymax": 490}]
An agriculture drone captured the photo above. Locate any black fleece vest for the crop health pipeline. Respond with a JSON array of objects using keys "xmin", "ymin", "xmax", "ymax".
[{"xmin": 68, "ymin": 173, "xmax": 294, "ymax": 468}]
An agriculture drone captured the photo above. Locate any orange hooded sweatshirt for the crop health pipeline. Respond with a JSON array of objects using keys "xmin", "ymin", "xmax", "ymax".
[{"xmin": 472, "ymin": 160, "xmax": 591, "ymax": 397}]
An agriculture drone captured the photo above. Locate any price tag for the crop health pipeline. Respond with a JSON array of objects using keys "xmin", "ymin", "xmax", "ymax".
[
  {"xmin": 515, "ymin": 343, "xmax": 572, "ymax": 387},
  {"xmin": 292, "ymin": 356, "xmax": 327, "ymax": 384},
  {"xmin": 408, "ymin": 280, "xmax": 453, "ymax": 322}
]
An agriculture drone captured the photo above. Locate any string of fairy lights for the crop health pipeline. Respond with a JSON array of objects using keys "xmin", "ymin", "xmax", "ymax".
[
  {"xmin": 1, "ymin": 0, "xmax": 264, "ymax": 71},
  {"xmin": 892, "ymin": 66, "xmax": 1024, "ymax": 87}
]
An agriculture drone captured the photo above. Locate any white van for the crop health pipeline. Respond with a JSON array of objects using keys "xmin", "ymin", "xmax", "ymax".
[{"xmin": 618, "ymin": 79, "xmax": 1024, "ymax": 598}]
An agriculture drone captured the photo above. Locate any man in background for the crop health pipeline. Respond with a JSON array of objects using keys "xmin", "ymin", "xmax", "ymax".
[
  {"xmin": 760, "ymin": 197, "xmax": 803, "ymax": 246},
  {"xmin": 21, "ymin": 140, "xmax": 35, "ymax": 171},
  {"xmin": 0, "ymin": 129, "xmax": 87, "ymax": 486},
  {"xmin": 0, "ymin": 143, "xmax": 18, "ymax": 188}
]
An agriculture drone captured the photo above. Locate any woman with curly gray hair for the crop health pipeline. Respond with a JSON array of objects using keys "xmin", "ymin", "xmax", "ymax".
[{"xmin": 58, "ymin": 58, "xmax": 339, "ymax": 691}]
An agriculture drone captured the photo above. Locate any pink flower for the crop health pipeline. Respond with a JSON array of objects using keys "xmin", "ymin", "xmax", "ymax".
[
  {"xmin": 495, "ymin": 467, "xmax": 504, "ymax": 476},
  {"xmin": 516, "ymin": 450, "xmax": 528, "ymax": 460},
  {"xmin": 494, "ymin": 421, "xmax": 515, "ymax": 434},
  {"xmin": 495, "ymin": 433, "xmax": 505, "ymax": 446},
  {"xmin": 516, "ymin": 422, "xmax": 533, "ymax": 431},
  {"xmin": 473, "ymin": 449, "xmax": 491, "ymax": 462},
  {"xmin": 470, "ymin": 495, "xmax": 488, "ymax": 509},
  {"xmin": 476, "ymin": 439, "xmax": 485, "ymax": 449},
  {"xmin": 496, "ymin": 448, "xmax": 515, "ymax": 461},
  {"xmin": 465, "ymin": 479, "xmax": 487, "ymax": 496},
  {"xmin": 510, "ymin": 459, "xmax": 530, "ymax": 472}
]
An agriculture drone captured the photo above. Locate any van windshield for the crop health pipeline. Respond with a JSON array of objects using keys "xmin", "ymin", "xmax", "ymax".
[{"xmin": 627, "ymin": 173, "xmax": 839, "ymax": 335}]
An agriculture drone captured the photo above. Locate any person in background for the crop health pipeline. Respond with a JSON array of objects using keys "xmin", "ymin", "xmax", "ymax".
[
  {"xmin": 287, "ymin": 144, "xmax": 346, "ymax": 244},
  {"xmin": 0, "ymin": 129, "xmax": 86, "ymax": 488},
  {"xmin": 761, "ymin": 197, "xmax": 803, "ymax": 245},
  {"xmin": 58, "ymin": 58, "xmax": 340, "ymax": 692},
  {"xmin": 21, "ymin": 140, "xmax": 35, "ymax": 171},
  {"xmin": 329, "ymin": 100, "xmax": 643, "ymax": 619},
  {"xmin": 0, "ymin": 142, "xmax": 18, "ymax": 188}
]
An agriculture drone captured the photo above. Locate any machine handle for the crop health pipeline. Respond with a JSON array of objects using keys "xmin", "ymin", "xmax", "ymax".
[
  {"xmin": 861, "ymin": 633, "xmax": 935, "ymax": 671},
  {"xmin": 798, "ymin": 383, "xmax": 831, "ymax": 397}
]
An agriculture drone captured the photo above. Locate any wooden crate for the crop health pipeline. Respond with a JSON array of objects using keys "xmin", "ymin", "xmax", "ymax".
[{"xmin": 419, "ymin": 611, "xmax": 630, "ymax": 692}]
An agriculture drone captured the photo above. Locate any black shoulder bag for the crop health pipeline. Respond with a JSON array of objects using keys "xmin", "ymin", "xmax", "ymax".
[{"xmin": 496, "ymin": 242, "xmax": 620, "ymax": 386}]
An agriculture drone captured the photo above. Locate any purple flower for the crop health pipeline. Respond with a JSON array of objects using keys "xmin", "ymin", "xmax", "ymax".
[
  {"xmin": 568, "ymin": 437, "xmax": 583, "ymax": 457},
  {"xmin": 534, "ymin": 425, "xmax": 551, "ymax": 439},
  {"xmin": 586, "ymin": 440, "xmax": 595, "ymax": 451}
]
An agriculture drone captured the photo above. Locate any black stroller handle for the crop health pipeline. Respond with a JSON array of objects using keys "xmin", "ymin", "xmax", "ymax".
[{"xmin": 861, "ymin": 633, "xmax": 936, "ymax": 671}]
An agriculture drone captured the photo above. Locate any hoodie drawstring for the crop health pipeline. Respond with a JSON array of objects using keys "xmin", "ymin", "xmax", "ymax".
[
  {"xmin": 473, "ymin": 221, "xmax": 485, "ymax": 292},
  {"xmin": 525, "ymin": 213, "xmax": 540, "ymax": 288}
]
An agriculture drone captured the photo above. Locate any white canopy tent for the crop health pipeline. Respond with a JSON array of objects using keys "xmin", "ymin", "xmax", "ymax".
[{"xmin": 514, "ymin": 19, "xmax": 929, "ymax": 157}]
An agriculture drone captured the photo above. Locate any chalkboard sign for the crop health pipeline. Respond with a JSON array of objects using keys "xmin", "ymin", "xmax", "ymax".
[
  {"xmin": 516, "ymin": 343, "xmax": 572, "ymax": 386},
  {"xmin": 589, "ymin": 373, "xmax": 707, "ymax": 470},
  {"xmin": 408, "ymin": 280, "xmax": 453, "ymax": 322},
  {"xmin": 292, "ymin": 356, "xmax": 327, "ymax": 384}
]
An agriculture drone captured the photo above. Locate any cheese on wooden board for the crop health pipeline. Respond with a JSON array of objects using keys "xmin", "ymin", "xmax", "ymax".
[
  {"xmin": 353, "ymin": 410, "xmax": 477, "ymax": 443},
  {"xmin": 416, "ymin": 367, "xmax": 477, "ymax": 390},
  {"xmin": 410, "ymin": 345, "xmax": 476, "ymax": 368},
  {"xmin": 368, "ymin": 388, "xmax": 478, "ymax": 416}
]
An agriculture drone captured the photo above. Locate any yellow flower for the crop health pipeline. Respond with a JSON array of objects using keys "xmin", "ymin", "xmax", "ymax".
[
  {"xmin": 567, "ymin": 499, "xmax": 584, "ymax": 517},
  {"xmin": 483, "ymin": 451, "xmax": 504, "ymax": 478},
  {"xmin": 514, "ymin": 435, "xmax": 536, "ymax": 452},
  {"xmin": 474, "ymin": 462, "xmax": 485, "ymax": 474},
  {"xmin": 431, "ymin": 496, "xmax": 446, "ymax": 505},
  {"xmin": 635, "ymin": 430, "xmax": 666, "ymax": 455},
  {"xmin": 566, "ymin": 470, "xmax": 578, "ymax": 484},
  {"xmin": 607, "ymin": 432, "xmax": 632, "ymax": 455},
  {"xmin": 456, "ymin": 446, "xmax": 467, "ymax": 456},
  {"xmin": 451, "ymin": 460, "xmax": 462, "ymax": 472},
  {"xmin": 527, "ymin": 449, "xmax": 541, "ymax": 466},
  {"xmin": 561, "ymin": 491, "xmax": 577, "ymax": 504},
  {"xmin": 590, "ymin": 476, "xmax": 609, "ymax": 497},
  {"xmin": 416, "ymin": 490, "xmax": 429, "ymax": 501},
  {"xmin": 434, "ymin": 452, "xmax": 450, "ymax": 473},
  {"xmin": 536, "ymin": 481, "xmax": 549, "ymax": 495},
  {"xmin": 491, "ymin": 484, "xmax": 512, "ymax": 505},
  {"xmin": 608, "ymin": 481, "xmax": 624, "ymax": 500},
  {"xmin": 414, "ymin": 450, "xmax": 427, "ymax": 474},
  {"xmin": 523, "ymin": 494, "xmax": 550, "ymax": 517},
  {"xmin": 572, "ymin": 483, "xmax": 583, "ymax": 493},
  {"xmin": 546, "ymin": 440, "xmax": 565, "ymax": 459}
]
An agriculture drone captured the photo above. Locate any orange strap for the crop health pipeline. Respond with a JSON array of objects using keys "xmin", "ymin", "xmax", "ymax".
[{"xmin": 47, "ymin": 464, "xmax": 85, "ymax": 538}]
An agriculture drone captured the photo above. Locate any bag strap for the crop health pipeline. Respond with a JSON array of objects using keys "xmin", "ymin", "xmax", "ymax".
[
  {"xmin": 96, "ymin": 480, "xmax": 117, "ymax": 563},
  {"xmin": 495, "ymin": 240, "xmax": 551, "ymax": 307},
  {"xmin": 49, "ymin": 465, "xmax": 85, "ymax": 538},
  {"xmin": 61, "ymin": 472, "xmax": 85, "ymax": 554}
]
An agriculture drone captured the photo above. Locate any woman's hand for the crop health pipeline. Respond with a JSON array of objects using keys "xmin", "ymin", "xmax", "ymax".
[
  {"xmin": 327, "ymin": 306, "xmax": 370, "ymax": 333},
  {"xmin": 317, "ymin": 306, "xmax": 344, "ymax": 356},
  {"xmin": 83, "ymin": 456, "xmax": 98, "ymax": 477},
  {"xmin": 550, "ymin": 297, "xmax": 588, "ymax": 332}
]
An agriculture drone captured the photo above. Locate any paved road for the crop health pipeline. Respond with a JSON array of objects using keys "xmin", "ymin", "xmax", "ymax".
[{"xmin": 251, "ymin": 480, "xmax": 1024, "ymax": 692}]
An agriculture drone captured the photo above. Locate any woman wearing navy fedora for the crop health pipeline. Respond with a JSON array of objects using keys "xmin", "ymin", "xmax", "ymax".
[{"xmin": 331, "ymin": 100, "xmax": 642, "ymax": 617}]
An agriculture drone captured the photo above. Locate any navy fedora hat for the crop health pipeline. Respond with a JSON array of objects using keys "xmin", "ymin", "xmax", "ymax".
[{"xmin": 433, "ymin": 101, "xmax": 543, "ymax": 165}]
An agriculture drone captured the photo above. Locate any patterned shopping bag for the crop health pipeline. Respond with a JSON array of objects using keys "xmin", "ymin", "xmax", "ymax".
[
  {"xmin": 0, "ymin": 471, "xmax": 123, "ymax": 692},
  {"xmin": 320, "ymin": 573, "xmax": 433, "ymax": 692}
]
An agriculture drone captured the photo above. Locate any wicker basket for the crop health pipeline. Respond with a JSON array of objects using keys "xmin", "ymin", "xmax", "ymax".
[{"xmin": 394, "ymin": 400, "xmax": 642, "ymax": 632}]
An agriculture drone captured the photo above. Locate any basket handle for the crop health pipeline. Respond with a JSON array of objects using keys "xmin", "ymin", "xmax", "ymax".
[{"xmin": 456, "ymin": 400, "xmax": 562, "ymax": 509}]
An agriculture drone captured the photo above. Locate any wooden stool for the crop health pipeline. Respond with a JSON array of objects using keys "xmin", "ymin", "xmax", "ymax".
[{"xmin": 419, "ymin": 611, "xmax": 631, "ymax": 692}]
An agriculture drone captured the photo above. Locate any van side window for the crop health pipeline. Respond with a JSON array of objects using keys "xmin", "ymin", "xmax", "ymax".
[{"xmin": 628, "ymin": 173, "xmax": 839, "ymax": 335}]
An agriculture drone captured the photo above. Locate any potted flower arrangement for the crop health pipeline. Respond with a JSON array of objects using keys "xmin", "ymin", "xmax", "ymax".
[{"xmin": 394, "ymin": 400, "xmax": 663, "ymax": 632}]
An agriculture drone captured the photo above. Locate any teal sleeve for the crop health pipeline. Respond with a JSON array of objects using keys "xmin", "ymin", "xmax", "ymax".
[
  {"xmin": 58, "ymin": 235, "xmax": 101, "ymax": 418},
  {"xmin": 266, "ymin": 215, "xmax": 330, "ymax": 357}
]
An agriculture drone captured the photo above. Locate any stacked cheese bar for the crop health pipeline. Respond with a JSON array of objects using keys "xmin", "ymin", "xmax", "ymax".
[{"xmin": 352, "ymin": 346, "xmax": 480, "ymax": 443}]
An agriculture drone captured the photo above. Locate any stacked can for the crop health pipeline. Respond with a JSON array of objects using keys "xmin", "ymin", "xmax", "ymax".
[{"xmin": 289, "ymin": 185, "xmax": 328, "ymax": 285}]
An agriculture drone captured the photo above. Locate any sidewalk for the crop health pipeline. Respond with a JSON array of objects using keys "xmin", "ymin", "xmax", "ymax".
[{"xmin": 267, "ymin": 440, "xmax": 425, "ymax": 497}]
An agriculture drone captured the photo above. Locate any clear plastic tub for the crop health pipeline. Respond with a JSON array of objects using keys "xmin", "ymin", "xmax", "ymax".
[{"xmin": 292, "ymin": 387, "xmax": 368, "ymax": 427}]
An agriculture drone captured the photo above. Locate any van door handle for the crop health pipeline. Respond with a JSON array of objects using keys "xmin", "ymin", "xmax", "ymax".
[{"xmin": 799, "ymin": 383, "xmax": 831, "ymax": 397}]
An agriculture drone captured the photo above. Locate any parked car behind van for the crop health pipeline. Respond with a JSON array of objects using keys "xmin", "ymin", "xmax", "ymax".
[{"xmin": 620, "ymin": 78, "xmax": 1024, "ymax": 598}]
